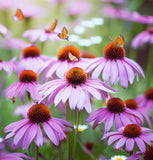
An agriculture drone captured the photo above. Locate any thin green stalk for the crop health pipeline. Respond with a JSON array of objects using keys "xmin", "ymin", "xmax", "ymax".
[
  {"xmin": 72, "ymin": 110, "xmax": 81, "ymax": 160},
  {"xmin": 27, "ymin": 92, "xmax": 31, "ymax": 103},
  {"xmin": 59, "ymin": 142, "xmax": 62, "ymax": 160},
  {"xmin": 145, "ymin": 45, "xmax": 153, "ymax": 88},
  {"xmin": 88, "ymin": 152, "xmax": 97, "ymax": 160},
  {"xmin": 36, "ymin": 145, "xmax": 39, "ymax": 160},
  {"xmin": 66, "ymin": 104, "xmax": 70, "ymax": 160}
]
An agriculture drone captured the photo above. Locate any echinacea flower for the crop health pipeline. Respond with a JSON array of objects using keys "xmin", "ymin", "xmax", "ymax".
[
  {"xmin": 4, "ymin": 70, "xmax": 40, "ymax": 103},
  {"xmin": 86, "ymin": 36, "xmax": 145, "ymax": 88},
  {"xmin": 127, "ymin": 145, "xmax": 153, "ymax": 160},
  {"xmin": 125, "ymin": 99, "xmax": 144, "ymax": 126},
  {"xmin": 23, "ymin": 20, "xmax": 59, "ymax": 43},
  {"xmin": 0, "ymin": 57, "xmax": 16, "ymax": 76},
  {"xmin": 126, "ymin": 99, "xmax": 152, "ymax": 127},
  {"xmin": 38, "ymin": 67, "xmax": 117, "ymax": 113},
  {"xmin": 79, "ymin": 141, "xmax": 94, "ymax": 155},
  {"xmin": 101, "ymin": 124, "xmax": 153, "ymax": 152},
  {"xmin": 0, "ymin": 153, "xmax": 32, "ymax": 160},
  {"xmin": 4, "ymin": 103, "xmax": 73, "ymax": 150},
  {"xmin": 110, "ymin": 155, "xmax": 127, "ymax": 160},
  {"xmin": 42, "ymin": 45, "xmax": 93, "ymax": 80},
  {"xmin": 86, "ymin": 98, "xmax": 142, "ymax": 132},
  {"xmin": 131, "ymin": 27, "xmax": 153, "ymax": 49},
  {"xmin": 17, "ymin": 45, "xmax": 51, "ymax": 74},
  {"xmin": 136, "ymin": 88, "xmax": 153, "ymax": 111}
]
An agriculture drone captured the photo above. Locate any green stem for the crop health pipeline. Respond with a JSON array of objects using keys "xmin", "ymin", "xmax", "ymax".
[
  {"xmin": 72, "ymin": 110, "xmax": 81, "ymax": 160},
  {"xmin": 88, "ymin": 152, "xmax": 97, "ymax": 160},
  {"xmin": 27, "ymin": 92, "xmax": 31, "ymax": 103},
  {"xmin": 145, "ymin": 44, "xmax": 153, "ymax": 88},
  {"xmin": 59, "ymin": 142, "xmax": 62, "ymax": 160},
  {"xmin": 66, "ymin": 104, "xmax": 70, "ymax": 160},
  {"xmin": 36, "ymin": 145, "xmax": 39, "ymax": 160}
]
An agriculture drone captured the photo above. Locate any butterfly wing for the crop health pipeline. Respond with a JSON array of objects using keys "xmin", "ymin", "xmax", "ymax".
[
  {"xmin": 49, "ymin": 19, "xmax": 57, "ymax": 32},
  {"xmin": 116, "ymin": 35, "xmax": 125, "ymax": 47},
  {"xmin": 68, "ymin": 52, "xmax": 78, "ymax": 62},
  {"xmin": 13, "ymin": 8, "xmax": 24, "ymax": 21},
  {"xmin": 57, "ymin": 27, "xmax": 69, "ymax": 40}
]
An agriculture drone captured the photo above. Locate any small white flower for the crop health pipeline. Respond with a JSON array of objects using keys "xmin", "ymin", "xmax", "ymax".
[
  {"xmin": 110, "ymin": 155, "xmax": 127, "ymax": 160},
  {"xmin": 74, "ymin": 125, "xmax": 88, "ymax": 132}
]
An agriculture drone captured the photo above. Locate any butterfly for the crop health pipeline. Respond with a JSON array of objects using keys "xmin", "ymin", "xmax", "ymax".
[
  {"xmin": 68, "ymin": 52, "xmax": 78, "ymax": 62},
  {"xmin": 46, "ymin": 19, "xmax": 57, "ymax": 32},
  {"xmin": 111, "ymin": 35, "xmax": 125, "ymax": 47},
  {"xmin": 13, "ymin": 8, "xmax": 24, "ymax": 21},
  {"xmin": 57, "ymin": 27, "xmax": 69, "ymax": 40}
]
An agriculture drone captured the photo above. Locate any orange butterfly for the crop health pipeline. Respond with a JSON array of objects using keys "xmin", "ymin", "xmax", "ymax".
[
  {"xmin": 13, "ymin": 8, "xmax": 24, "ymax": 21},
  {"xmin": 116, "ymin": 35, "xmax": 125, "ymax": 47},
  {"xmin": 68, "ymin": 52, "xmax": 78, "ymax": 62},
  {"xmin": 46, "ymin": 19, "xmax": 57, "ymax": 32},
  {"xmin": 57, "ymin": 27, "xmax": 69, "ymax": 40}
]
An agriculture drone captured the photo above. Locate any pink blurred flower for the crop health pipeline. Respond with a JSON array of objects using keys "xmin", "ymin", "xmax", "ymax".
[
  {"xmin": 66, "ymin": 0, "xmax": 91, "ymax": 16},
  {"xmin": 86, "ymin": 98, "xmax": 142, "ymax": 132},
  {"xmin": 14, "ymin": 103, "xmax": 34, "ymax": 118},
  {"xmin": 17, "ymin": 45, "xmax": 51, "ymax": 74},
  {"xmin": 42, "ymin": 45, "xmax": 93, "ymax": 81},
  {"xmin": 101, "ymin": 0, "xmax": 124, "ymax": 4},
  {"xmin": 4, "ymin": 103, "xmax": 73, "ymax": 150},
  {"xmin": 4, "ymin": 70, "xmax": 40, "ymax": 103},
  {"xmin": 0, "ymin": 38, "xmax": 29, "ymax": 50},
  {"xmin": 0, "ymin": 57, "xmax": 16, "ymax": 76},
  {"xmin": 86, "ymin": 36, "xmax": 145, "ymax": 88},
  {"xmin": 0, "ymin": 153, "xmax": 33, "ymax": 160},
  {"xmin": 38, "ymin": 67, "xmax": 117, "ymax": 113},
  {"xmin": 101, "ymin": 5, "xmax": 153, "ymax": 24},
  {"xmin": 136, "ymin": 88, "xmax": 153, "ymax": 111},
  {"xmin": 101, "ymin": 124, "xmax": 153, "ymax": 152},
  {"xmin": 0, "ymin": 24, "xmax": 10, "ymax": 38},
  {"xmin": 23, "ymin": 21, "xmax": 59, "ymax": 43},
  {"xmin": 131, "ymin": 27, "xmax": 153, "ymax": 49}
]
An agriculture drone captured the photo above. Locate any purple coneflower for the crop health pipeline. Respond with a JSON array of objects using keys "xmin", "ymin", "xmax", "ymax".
[
  {"xmin": 86, "ymin": 36, "xmax": 145, "ymax": 88},
  {"xmin": 23, "ymin": 20, "xmax": 59, "ymax": 43},
  {"xmin": 17, "ymin": 45, "xmax": 51, "ymax": 74},
  {"xmin": 127, "ymin": 145, "xmax": 153, "ymax": 160},
  {"xmin": 0, "ymin": 153, "xmax": 33, "ymax": 160},
  {"xmin": 4, "ymin": 103, "xmax": 73, "ymax": 150},
  {"xmin": 101, "ymin": 124, "xmax": 153, "ymax": 152},
  {"xmin": 4, "ymin": 70, "xmax": 39, "ymax": 103},
  {"xmin": 131, "ymin": 27, "xmax": 153, "ymax": 49},
  {"xmin": 126, "ymin": 98, "xmax": 152, "ymax": 127},
  {"xmin": 0, "ymin": 57, "xmax": 16, "ymax": 76},
  {"xmin": 42, "ymin": 45, "xmax": 93, "ymax": 80},
  {"xmin": 39, "ymin": 67, "xmax": 117, "ymax": 113},
  {"xmin": 86, "ymin": 98, "xmax": 142, "ymax": 132},
  {"xmin": 136, "ymin": 88, "xmax": 153, "ymax": 111}
]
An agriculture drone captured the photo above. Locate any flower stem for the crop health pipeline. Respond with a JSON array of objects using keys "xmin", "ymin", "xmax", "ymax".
[
  {"xmin": 36, "ymin": 145, "xmax": 39, "ymax": 160},
  {"xmin": 59, "ymin": 142, "xmax": 62, "ymax": 160},
  {"xmin": 146, "ymin": 44, "xmax": 153, "ymax": 88},
  {"xmin": 66, "ymin": 104, "xmax": 70, "ymax": 160},
  {"xmin": 27, "ymin": 92, "xmax": 31, "ymax": 103},
  {"xmin": 72, "ymin": 110, "xmax": 81, "ymax": 160}
]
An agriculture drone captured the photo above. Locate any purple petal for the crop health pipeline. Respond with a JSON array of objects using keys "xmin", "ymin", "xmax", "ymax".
[
  {"xmin": 135, "ymin": 137, "xmax": 146, "ymax": 152},
  {"xmin": 125, "ymin": 138, "xmax": 134, "ymax": 151}
]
